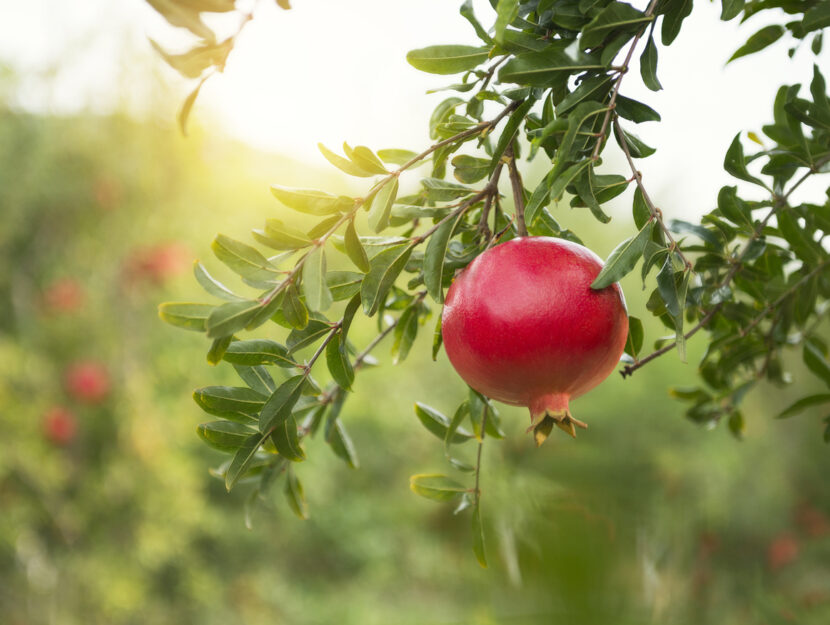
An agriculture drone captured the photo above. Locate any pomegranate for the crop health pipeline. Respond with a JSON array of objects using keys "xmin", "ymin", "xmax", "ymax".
[
  {"xmin": 42, "ymin": 278, "xmax": 85, "ymax": 314},
  {"xmin": 65, "ymin": 361, "xmax": 111, "ymax": 404},
  {"xmin": 42, "ymin": 406, "xmax": 77, "ymax": 446},
  {"xmin": 441, "ymin": 237, "xmax": 628, "ymax": 444}
]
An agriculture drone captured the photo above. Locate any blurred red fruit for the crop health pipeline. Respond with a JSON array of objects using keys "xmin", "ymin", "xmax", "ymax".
[
  {"xmin": 42, "ymin": 406, "xmax": 77, "ymax": 445},
  {"xmin": 43, "ymin": 278, "xmax": 85, "ymax": 314},
  {"xmin": 65, "ymin": 361, "xmax": 111, "ymax": 404},
  {"xmin": 767, "ymin": 533, "xmax": 799, "ymax": 571},
  {"xmin": 124, "ymin": 243, "xmax": 190, "ymax": 285},
  {"xmin": 794, "ymin": 502, "xmax": 830, "ymax": 538}
]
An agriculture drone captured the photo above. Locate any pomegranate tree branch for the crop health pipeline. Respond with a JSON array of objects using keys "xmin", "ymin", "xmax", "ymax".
[
  {"xmin": 506, "ymin": 143, "xmax": 528, "ymax": 237},
  {"xmin": 612, "ymin": 117, "xmax": 691, "ymax": 269},
  {"xmin": 621, "ymin": 157, "xmax": 830, "ymax": 378},
  {"xmin": 590, "ymin": 0, "xmax": 660, "ymax": 161}
]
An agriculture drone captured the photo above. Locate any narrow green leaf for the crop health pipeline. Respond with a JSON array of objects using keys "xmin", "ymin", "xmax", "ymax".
[
  {"xmin": 424, "ymin": 212, "xmax": 465, "ymax": 303},
  {"xmin": 317, "ymin": 143, "xmax": 374, "ymax": 177},
  {"xmin": 392, "ymin": 304, "xmax": 420, "ymax": 364},
  {"xmin": 524, "ymin": 177, "xmax": 552, "ymax": 225},
  {"xmin": 234, "ymin": 364, "xmax": 276, "ymax": 396},
  {"xmin": 223, "ymin": 339, "xmax": 296, "ymax": 367},
  {"xmin": 287, "ymin": 319, "xmax": 332, "ymax": 354},
  {"xmin": 499, "ymin": 47, "xmax": 604, "ymax": 86},
  {"xmin": 555, "ymin": 75, "xmax": 613, "ymax": 115},
  {"xmin": 283, "ymin": 465, "xmax": 308, "ymax": 518},
  {"xmin": 451, "ymin": 154, "xmax": 491, "ymax": 184},
  {"xmin": 615, "ymin": 95, "xmax": 661, "ymax": 123},
  {"xmin": 302, "ymin": 246, "xmax": 333, "ymax": 312},
  {"xmin": 460, "ymin": 0, "xmax": 492, "ymax": 44},
  {"xmin": 415, "ymin": 403, "xmax": 473, "ymax": 443},
  {"xmin": 327, "ymin": 420, "xmax": 359, "ymax": 468},
  {"xmin": 572, "ymin": 165, "xmax": 611, "ymax": 223},
  {"xmin": 211, "ymin": 234, "xmax": 279, "ymax": 282},
  {"xmin": 581, "ymin": 1, "xmax": 650, "ymax": 50},
  {"xmin": 270, "ymin": 186, "xmax": 352, "ymax": 215},
  {"xmin": 803, "ymin": 3, "xmax": 830, "ymax": 33},
  {"xmin": 661, "ymin": 0, "xmax": 693, "ymax": 46},
  {"xmin": 432, "ymin": 315, "xmax": 443, "ymax": 361},
  {"xmin": 271, "ymin": 415, "xmax": 305, "ymax": 462},
  {"xmin": 804, "ymin": 341, "xmax": 830, "ymax": 386},
  {"xmin": 361, "ymin": 244, "xmax": 413, "ymax": 316},
  {"xmin": 244, "ymin": 291, "xmax": 285, "ymax": 331},
  {"xmin": 776, "ymin": 394, "xmax": 830, "ymax": 419},
  {"xmin": 640, "ymin": 34, "xmax": 662, "ymax": 91},
  {"xmin": 282, "ymin": 284, "xmax": 308, "ymax": 329},
  {"xmin": 206, "ymin": 300, "xmax": 263, "ymax": 338},
  {"xmin": 421, "ymin": 177, "xmax": 475, "ymax": 202},
  {"xmin": 225, "ymin": 433, "xmax": 267, "ymax": 491},
  {"xmin": 720, "ymin": 0, "xmax": 744, "ymax": 21},
  {"xmin": 591, "ymin": 221, "xmax": 653, "ymax": 289},
  {"xmin": 263, "ymin": 219, "xmax": 313, "ymax": 250},
  {"xmin": 197, "ymin": 421, "xmax": 258, "ymax": 453},
  {"xmin": 489, "ymin": 98, "xmax": 535, "ymax": 172},
  {"xmin": 406, "ymin": 45, "xmax": 491, "ymax": 75},
  {"xmin": 193, "ymin": 385, "xmax": 266, "ymax": 420},
  {"xmin": 194, "ymin": 261, "xmax": 243, "ymax": 301},
  {"xmin": 409, "ymin": 474, "xmax": 467, "ymax": 502},
  {"xmin": 495, "ymin": 0, "xmax": 519, "ymax": 44},
  {"xmin": 326, "ymin": 335, "xmax": 354, "ymax": 390},
  {"xmin": 207, "ymin": 335, "xmax": 232, "ymax": 365},
  {"xmin": 624, "ymin": 316, "xmax": 644, "ymax": 358},
  {"xmin": 259, "ymin": 374, "xmax": 306, "ymax": 433},
  {"xmin": 724, "ymin": 134, "xmax": 766, "ymax": 187},
  {"xmin": 178, "ymin": 77, "xmax": 206, "ymax": 136},
  {"xmin": 368, "ymin": 178, "xmax": 398, "ymax": 233},
  {"xmin": 549, "ymin": 160, "xmax": 592, "ymax": 202},
  {"xmin": 377, "ymin": 148, "xmax": 418, "ymax": 165},
  {"xmin": 657, "ymin": 256, "xmax": 680, "ymax": 318},
  {"xmin": 728, "ymin": 25, "xmax": 784, "ymax": 63},
  {"xmin": 343, "ymin": 144, "xmax": 388, "ymax": 175},
  {"xmin": 345, "ymin": 219, "xmax": 370, "ymax": 272},
  {"xmin": 158, "ymin": 302, "xmax": 214, "ymax": 332}
]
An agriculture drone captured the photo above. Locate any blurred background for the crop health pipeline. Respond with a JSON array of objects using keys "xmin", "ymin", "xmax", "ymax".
[{"xmin": 1, "ymin": 1, "xmax": 828, "ymax": 624}]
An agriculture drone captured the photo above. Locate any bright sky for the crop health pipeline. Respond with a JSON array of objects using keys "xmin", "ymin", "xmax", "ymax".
[{"xmin": 1, "ymin": 0, "xmax": 827, "ymax": 216}]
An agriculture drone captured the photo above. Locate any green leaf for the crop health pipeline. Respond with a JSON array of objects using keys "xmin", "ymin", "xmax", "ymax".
[
  {"xmin": 326, "ymin": 335, "xmax": 354, "ymax": 390},
  {"xmin": 234, "ymin": 364, "xmax": 276, "ymax": 396},
  {"xmin": 452, "ymin": 154, "xmax": 491, "ymax": 184},
  {"xmin": 193, "ymin": 386, "xmax": 266, "ymax": 420},
  {"xmin": 460, "ymin": 0, "xmax": 492, "ymax": 44},
  {"xmin": 432, "ymin": 315, "xmax": 443, "ymax": 361},
  {"xmin": 406, "ymin": 45, "xmax": 491, "ymax": 75},
  {"xmin": 283, "ymin": 466, "xmax": 308, "ymax": 518},
  {"xmin": 343, "ymin": 144, "xmax": 389, "ymax": 175},
  {"xmin": 591, "ymin": 221, "xmax": 653, "ymax": 289},
  {"xmin": 555, "ymin": 75, "xmax": 613, "ymax": 115},
  {"xmin": 550, "ymin": 160, "xmax": 592, "ymax": 202},
  {"xmin": 615, "ymin": 95, "xmax": 661, "ymax": 123},
  {"xmin": 424, "ymin": 211, "xmax": 465, "ymax": 303},
  {"xmin": 327, "ymin": 420, "xmax": 359, "ymax": 469},
  {"xmin": 282, "ymin": 284, "xmax": 308, "ymax": 329},
  {"xmin": 361, "ymin": 244, "xmax": 413, "ymax": 316},
  {"xmin": 495, "ymin": 0, "xmax": 519, "ymax": 45},
  {"xmin": 178, "ymin": 76, "xmax": 206, "ymax": 136},
  {"xmin": 776, "ymin": 394, "xmax": 830, "ymax": 419},
  {"xmin": 197, "ymin": 421, "xmax": 258, "ymax": 453},
  {"xmin": 211, "ymin": 234, "xmax": 279, "ymax": 281},
  {"xmin": 193, "ymin": 261, "xmax": 243, "ymax": 301},
  {"xmin": 717, "ymin": 185, "xmax": 752, "ymax": 228},
  {"xmin": 804, "ymin": 341, "xmax": 830, "ymax": 386},
  {"xmin": 225, "ymin": 433, "xmax": 267, "ymax": 491},
  {"xmin": 632, "ymin": 187, "xmax": 651, "ymax": 229},
  {"xmin": 572, "ymin": 165, "xmax": 611, "ymax": 223},
  {"xmin": 656, "ymin": 256, "xmax": 680, "ymax": 318},
  {"xmin": 302, "ymin": 246, "xmax": 333, "ymax": 312},
  {"xmin": 720, "ymin": 0, "xmax": 744, "ymax": 21},
  {"xmin": 206, "ymin": 300, "xmax": 263, "ymax": 338},
  {"xmin": 345, "ymin": 219, "xmax": 370, "ymax": 272},
  {"xmin": 262, "ymin": 219, "xmax": 313, "ymax": 250},
  {"xmin": 207, "ymin": 335, "xmax": 232, "ymax": 365},
  {"xmin": 270, "ymin": 186, "xmax": 352, "ymax": 215},
  {"xmin": 524, "ymin": 177, "xmax": 552, "ymax": 225},
  {"xmin": 669, "ymin": 219, "xmax": 720, "ymax": 246},
  {"xmin": 317, "ymin": 143, "xmax": 374, "ymax": 177},
  {"xmin": 580, "ymin": 1, "xmax": 650, "ymax": 50},
  {"xmin": 499, "ymin": 47, "xmax": 604, "ymax": 86},
  {"xmin": 368, "ymin": 178, "xmax": 398, "ymax": 233},
  {"xmin": 415, "ymin": 403, "xmax": 474, "ymax": 443},
  {"xmin": 491, "ymin": 99, "xmax": 536, "ymax": 174},
  {"xmin": 777, "ymin": 211, "xmax": 822, "ymax": 265},
  {"xmin": 259, "ymin": 374, "xmax": 306, "ymax": 433},
  {"xmin": 223, "ymin": 339, "xmax": 296, "ymax": 367},
  {"xmin": 803, "ymin": 3, "xmax": 830, "ymax": 33},
  {"xmin": 158, "ymin": 302, "xmax": 214, "ymax": 332},
  {"xmin": 728, "ymin": 25, "xmax": 784, "ymax": 63},
  {"xmin": 271, "ymin": 415, "xmax": 305, "ymax": 462},
  {"xmin": 409, "ymin": 474, "xmax": 467, "ymax": 502},
  {"xmin": 392, "ymin": 304, "xmax": 419, "ymax": 364},
  {"xmin": 640, "ymin": 34, "xmax": 662, "ymax": 91},
  {"xmin": 327, "ymin": 271, "xmax": 364, "ymax": 301},
  {"xmin": 377, "ymin": 148, "xmax": 417, "ymax": 165},
  {"xmin": 724, "ymin": 134, "xmax": 766, "ymax": 187},
  {"xmin": 421, "ymin": 177, "xmax": 475, "ymax": 202},
  {"xmin": 244, "ymin": 291, "xmax": 285, "ymax": 331},
  {"xmin": 472, "ymin": 503, "xmax": 487, "ymax": 568},
  {"xmin": 624, "ymin": 316, "xmax": 644, "ymax": 358},
  {"xmin": 287, "ymin": 319, "xmax": 332, "ymax": 354},
  {"xmin": 660, "ymin": 0, "xmax": 693, "ymax": 46},
  {"xmin": 617, "ymin": 128, "xmax": 656, "ymax": 158}
]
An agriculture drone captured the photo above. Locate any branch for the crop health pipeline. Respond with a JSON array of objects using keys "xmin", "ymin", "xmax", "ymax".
[{"xmin": 590, "ymin": 0, "xmax": 660, "ymax": 161}]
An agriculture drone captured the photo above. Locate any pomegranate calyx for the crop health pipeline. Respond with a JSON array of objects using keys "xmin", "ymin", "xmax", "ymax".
[{"xmin": 527, "ymin": 394, "xmax": 587, "ymax": 445}]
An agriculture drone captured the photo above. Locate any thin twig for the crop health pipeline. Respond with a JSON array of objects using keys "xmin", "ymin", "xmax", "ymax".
[{"xmin": 590, "ymin": 0, "xmax": 660, "ymax": 161}]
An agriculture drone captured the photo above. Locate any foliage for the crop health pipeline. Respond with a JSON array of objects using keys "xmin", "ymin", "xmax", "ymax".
[{"xmin": 150, "ymin": 0, "xmax": 830, "ymax": 564}]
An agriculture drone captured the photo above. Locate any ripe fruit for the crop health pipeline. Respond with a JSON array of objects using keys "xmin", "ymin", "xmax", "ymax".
[
  {"xmin": 42, "ymin": 278, "xmax": 85, "ymax": 314},
  {"xmin": 65, "ymin": 361, "xmax": 111, "ymax": 404},
  {"xmin": 441, "ymin": 237, "xmax": 628, "ymax": 444},
  {"xmin": 42, "ymin": 406, "xmax": 77, "ymax": 445},
  {"xmin": 124, "ymin": 243, "xmax": 190, "ymax": 285}
]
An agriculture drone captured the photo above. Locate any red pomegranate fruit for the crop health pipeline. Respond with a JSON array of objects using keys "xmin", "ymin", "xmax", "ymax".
[
  {"xmin": 441, "ymin": 237, "xmax": 628, "ymax": 445},
  {"xmin": 65, "ymin": 361, "xmax": 111, "ymax": 404},
  {"xmin": 42, "ymin": 406, "xmax": 78, "ymax": 446}
]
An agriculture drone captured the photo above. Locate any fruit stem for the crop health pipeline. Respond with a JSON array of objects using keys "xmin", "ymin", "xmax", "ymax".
[{"xmin": 527, "ymin": 393, "xmax": 586, "ymax": 445}]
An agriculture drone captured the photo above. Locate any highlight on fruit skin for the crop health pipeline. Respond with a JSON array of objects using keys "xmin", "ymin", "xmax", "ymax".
[{"xmin": 441, "ymin": 236, "xmax": 629, "ymax": 445}]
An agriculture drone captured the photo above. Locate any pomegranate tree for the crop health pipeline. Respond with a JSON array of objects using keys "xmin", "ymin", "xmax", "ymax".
[{"xmin": 442, "ymin": 237, "xmax": 628, "ymax": 444}]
